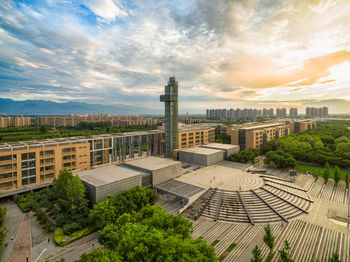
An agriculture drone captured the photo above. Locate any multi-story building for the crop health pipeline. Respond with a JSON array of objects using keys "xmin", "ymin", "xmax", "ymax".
[
  {"xmin": 0, "ymin": 130, "xmax": 164, "ymax": 192},
  {"xmin": 226, "ymin": 122, "xmax": 289, "ymax": 149},
  {"xmin": 287, "ymin": 119, "xmax": 317, "ymax": 133},
  {"xmin": 305, "ymin": 107, "xmax": 328, "ymax": 118},
  {"xmin": 178, "ymin": 125, "xmax": 215, "ymax": 149},
  {"xmin": 289, "ymin": 108, "xmax": 298, "ymax": 119},
  {"xmin": 0, "ymin": 116, "xmax": 33, "ymax": 128},
  {"xmin": 180, "ymin": 118, "xmax": 201, "ymax": 124},
  {"xmin": 36, "ymin": 115, "xmax": 158, "ymax": 127},
  {"xmin": 276, "ymin": 108, "xmax": 287, "ymax": 119}
]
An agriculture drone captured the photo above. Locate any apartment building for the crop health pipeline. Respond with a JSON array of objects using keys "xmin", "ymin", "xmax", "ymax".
[
  {"xmin": 276, "ymin": 108, "xmax": 287, "ymax": 119},
  {"xmin": 0, "ymin": 130, "xmax": 164, "ymax": 191},
  {"xmin": 289, "ymin": 108, "xmax": 298, "ymax": 119},
  {"xmin": 227, "ymin": 122, "xmax": 289, "ymax": 149},
  {"xmin": 0, "ymin": 116, "xmax": 32, "ymax": 128},
  {"xmin": 305, "ymin": 107, "xmax": 329, "ymax": 118},
  {"xmin": 36, "ymin": 115, "xmax": 158, "ymax": 127}
]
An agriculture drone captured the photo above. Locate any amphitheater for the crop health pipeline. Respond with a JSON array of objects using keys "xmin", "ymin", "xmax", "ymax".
[
  {"xmin": 181, "ymin": 164, "xmax": 313, "ymax": 224},
  {"xmin": 175, "ymin": 162, "xmax": 350, "ymax": 262}
]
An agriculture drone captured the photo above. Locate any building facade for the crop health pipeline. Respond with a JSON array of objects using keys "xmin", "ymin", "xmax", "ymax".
[
  {"xmin": 227, "ymin": 122, "xmax": 289, "ymax": 149},
  {"xmin": 0, "ymin": 116, "xmax": 32, "ymax": 128},
  {"xmin": 276, "ymin": 108, "xmax": 287, "ymax": 118},
  {"xmin": 0, "ymin": 130, "xmax": 164, "ymax": 191},
  {"xmin": 160, "ymin": 77, "xmax": 179, "ymax": 157},
  {"xmin": 287, "ymin": 119, "xmax": 317, "ymax": 133},
  {"xmin": 36, "ymin": 115, "xmax": 158, "ymax": 127},
  {"xmin": 178, "ymin": 126, "xmax": 215, "ymax": 149}
]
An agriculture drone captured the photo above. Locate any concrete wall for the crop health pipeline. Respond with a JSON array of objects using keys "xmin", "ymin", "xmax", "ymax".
[
  {"xmin": 152, "ymin": 163, "xmax": 182, "ymax": 186},
  {"xmin": 179, "ymin": 150, "xmax": 224, "ymax": 166},
  {"xmin": 83, "ymin": 174, "xmax": 142, "ymax": 205}
]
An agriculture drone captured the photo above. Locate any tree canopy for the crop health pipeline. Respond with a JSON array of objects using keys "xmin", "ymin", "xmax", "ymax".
[{"xmin": 228, "ymin": 148, "xmax": 259, "ymax": 164}]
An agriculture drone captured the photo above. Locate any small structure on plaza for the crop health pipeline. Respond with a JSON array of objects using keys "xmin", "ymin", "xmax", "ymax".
[
  {"xmin": 124, "ymin": 156, "xmax": 182, "ymax": 186},
  {"xmin": 200, "ymin": 143, "xmax": 240, "ymax": 159},
  {"xmin": 78, "ymin": 165, "xmax": 142, "ymax": 205},
  {"xmin": 178, "ymin": 147, "xmax": 224, "ymax": 166}
]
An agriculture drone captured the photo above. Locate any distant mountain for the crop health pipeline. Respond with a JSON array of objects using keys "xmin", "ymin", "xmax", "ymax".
[{"xmin": 0, "ymin": 98, "xmax": 155, "ymax": 115}]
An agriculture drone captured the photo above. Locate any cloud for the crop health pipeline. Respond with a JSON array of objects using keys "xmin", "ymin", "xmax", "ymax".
[
  {"xmin": 83, "ymin": 0, "xmax": 128, "ymax": 23},
  {"xmin": 0, "ymin": 0, "xmax": 350, "ymax": 113}
]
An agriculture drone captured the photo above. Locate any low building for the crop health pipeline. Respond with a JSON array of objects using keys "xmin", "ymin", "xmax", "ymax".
[
  {"xmin": 124, "ymin": 156, "xmax": 182, "ymax": 186},
  {"xmin": 0, "ymin": 116, "xmax": 32, "ymax": 127},
  {"xmin": 178, "ymin": 147, "xmax": 224, "ymax": 166},
  {"xmin": 78, "ymin": 165, "xmax": 142, "ymax": 205},
  {"xmin": 200, "ymin": 143, "xmax": 240, "ymax": 159}
]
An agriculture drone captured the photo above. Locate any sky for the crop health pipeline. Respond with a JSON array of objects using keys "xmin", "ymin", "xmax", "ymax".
[{"xmin": 1, "ymin": 0, "xmax": 350, "ymax": 113}]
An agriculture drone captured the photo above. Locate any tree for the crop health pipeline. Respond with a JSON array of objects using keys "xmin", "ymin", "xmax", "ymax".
[
  {"xmin": 250, "ymin": 245, "xmax": 263, "ymax": 262},
  {"xmin": 264, "ymin": 150, "xmax": 296, "ymax": 168},
  {"xmin": 229, "ymin": 149, "xmax": 259, "ymax": 164},
  {"xmin": 39, "ymin": 125, "xmax": 49, "ymax": 133},
  {"xmin": 90, "ymin": 186, "xmax": 158, "ymax": 229},
  {"xmin": 334, "ymin": 166, "xmax": 340, "ymax": 185},
  {"xmin": 278, "ymin": 240, "xmax": 293, "ymax": 262},
  {"xmin": 324, "ymin": 163, "xmax": 330, "ymax": 183},
  {"xmin": 52, "ymin": 169, "xmax": 89, "ymax": 230},
  {"xmin": 76, "ymin": 248, "xmax": 122, "ymax": 262},
  {"xmin": 263, "ymin": 224, "xmax": 275, "ymax": 255},
  {"xmin": 328, "ymin": 252, "xmax": 341, "ymax": 262}
]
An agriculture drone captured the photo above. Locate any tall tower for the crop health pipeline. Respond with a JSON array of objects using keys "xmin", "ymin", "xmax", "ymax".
[{"xmin": 160, "ymin": 77, "xmax": 179, "ymax": 157}]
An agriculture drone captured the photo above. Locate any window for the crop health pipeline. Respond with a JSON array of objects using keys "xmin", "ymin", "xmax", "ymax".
[
  {"xmin": 0, "ymin": 164, "xmax": 12, "ymax": 171},
  {"xmin": 21, "ymin": 152, "xmax": 35, "ymax": 160},
  {"xmin": 63, "ymin": 155, "xmax": 71, "ymax": 160},
  {"xmin": 45, "ymin": 166, "xmax": 54, "ymax": 171},
  {"xmin": 45, "ymin": 173, "xmax": 54, "ymax": 179},
  {"xmin": 45, "ymin": 158, "xmax": 54, "ymax": 163},
  {"xmin": 62, "ymin": 148, "xmax": 71, "ymax": 153},
  {"xmin": 0, "ymin": 155, "xmax": 12, "ymax": 162},
  {"xmin": 0, "ymin": 173, "xmax": 13, "ymax": 179},
  {"xmin": 45, "ymin": 150, "xmax": 54, "ymax": 155},
  {"xmin": 0, "ymin": 181, "xmax": 13, "ymax": 188},
  {"xmin": 63, "ymin": 162, "xmax": 71, "ymax": 167}
]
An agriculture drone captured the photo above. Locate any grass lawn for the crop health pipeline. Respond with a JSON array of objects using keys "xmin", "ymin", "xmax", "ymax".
[{"xmin": 295, "ymin": 164, "xmax": 349, "ymax": 181}]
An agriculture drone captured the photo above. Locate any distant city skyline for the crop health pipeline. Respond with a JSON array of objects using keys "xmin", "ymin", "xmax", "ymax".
[{"xmin": 1, "ymin": 1, "xmax": 350, "ymax": 113}]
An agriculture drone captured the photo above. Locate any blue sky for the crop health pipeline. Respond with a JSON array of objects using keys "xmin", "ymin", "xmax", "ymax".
[{"xmin": 1, "ymin": 0, "xmax": 350, "ymax": 113}]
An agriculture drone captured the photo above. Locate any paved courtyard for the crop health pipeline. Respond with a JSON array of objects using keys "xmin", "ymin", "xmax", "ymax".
[{"xmin": 175, "ymin": 165, "xmax": 263, "ymax": 191}]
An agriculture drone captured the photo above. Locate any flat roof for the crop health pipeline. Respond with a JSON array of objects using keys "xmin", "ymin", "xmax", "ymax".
[
  {"xmin": 125, "ymin": 156, "xmax": 181, "ymax": 171},
  {"xmin": 76, "ymin": 165, "xmax": 141, "ymax": 187},
  {"xmin": 201, "ymin": 143, "xmax": 239, "ymax": 150},
  {"xmin": 0, "ymin": 130, "xmax": 164, "ymax": 152},
  {"xmin": 179, "ymin": 147, "xmax": 222, "ymax": 155}
]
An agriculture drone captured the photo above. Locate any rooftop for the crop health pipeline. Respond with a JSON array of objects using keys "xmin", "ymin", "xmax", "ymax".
[
  {"xmin": 76, "ymin": 165, "xmax": 141, "ymax": 187},
  {"xmin": 201, "ymin": 143, "xmax": 239, "ymax": 150},
  {"xmin": 124, "ymin": 156, "xmax": 181, "ymax": 171},
  {"xmin": 0, "ymin": 130, "xmax": 164, "ymax": 152},
  {"xmin": 178, "ymin": 147, "xmax": 222, "ymax": 155}
]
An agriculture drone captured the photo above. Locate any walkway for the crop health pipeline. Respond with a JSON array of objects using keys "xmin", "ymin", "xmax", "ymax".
[{"xmin": 8, "ymin": 213, "xmax": 31, "ymax": 262}]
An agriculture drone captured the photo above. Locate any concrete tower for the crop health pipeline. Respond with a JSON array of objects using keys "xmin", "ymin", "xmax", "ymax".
[{"xmin": 160, "ymin": 77, "xmax": 179, "ymax": 157}]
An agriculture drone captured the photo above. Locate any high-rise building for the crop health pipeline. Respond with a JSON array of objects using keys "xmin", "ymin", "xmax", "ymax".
[
  {"xmin": 289, "ymin": 108, "xmax": 298, "ymax": 119},
  {"xmin": 160, "ymin": 77, "xmax": 179, "ymax": 157},
  {"xmin": 276, "ymin": 108, "xmax": 287, "ymax": 118},
  {"xmin": 305, "ymin": 107, "xmax": 329, "ymax": 118}
]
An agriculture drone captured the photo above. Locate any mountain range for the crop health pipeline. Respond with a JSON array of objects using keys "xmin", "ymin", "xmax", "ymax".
[{"xmin": 0, "ymin": 98, "xmax": 155, "ymax": 115}]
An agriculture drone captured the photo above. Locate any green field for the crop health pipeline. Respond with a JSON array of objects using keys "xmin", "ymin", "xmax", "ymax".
[{"xmin": 295, "ymin": 164, "xmax": 348, "ymax": 181}]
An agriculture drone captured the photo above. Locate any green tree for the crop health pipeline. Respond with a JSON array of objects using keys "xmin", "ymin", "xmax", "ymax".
[
  {"xmin": 263, "ymin": 224, "xmax": 275, "ymax": 255},
  {"xmin": 264, "ymin": 150, "xmax": 296, "ymax": 168},
  {"xmin": 334, "ymin": 166, "xmax": 340, "ymax": 185},
  {"xmin": 278, "ymin": 240, "xmax": 293, "ymax": 262},
  {"xmin": 39, "ymin": 125, "xmax": 49, "ymax": 133},
  {"xmin": 76, "ymin": 248, "xmax": 122, "ymax": 262},
  {"xmin": 250, "ymin": 245, "xmax": 263, "ymax": 262},
  {"xmin": 229, "ymin": 149, "xmax": 259, "ymax": 164},
  {"xmin": 328, "ymin": 252, "xmax": 341, "ymax": 262},
  {"xmin": 90, "ymin": 186, "xmax": 158, "ymax": 229},
  {"xmin": 324, "ymin": 163, "xmax": 330, "ymax": 183}
]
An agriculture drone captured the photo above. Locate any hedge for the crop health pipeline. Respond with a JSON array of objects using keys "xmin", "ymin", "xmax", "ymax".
[{"xmin": 54, "ymin": 224, "xmax": 97, "ymax": 247}]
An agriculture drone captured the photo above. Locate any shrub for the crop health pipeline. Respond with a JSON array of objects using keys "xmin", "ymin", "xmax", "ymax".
[
  {"xmin": 54, "ymin": 224, "xmax": 97, "ymax": 247},
  {"xmin": 63, "ymin": 222, "xmax": 81, "ymax": 235}
]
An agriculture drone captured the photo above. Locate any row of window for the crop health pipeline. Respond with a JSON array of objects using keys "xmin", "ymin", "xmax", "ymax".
[
  {"xmin": 0, "ymin": 172, "xmax": 17, "ymax": 179},
  {"xmin": 62, "ymin": 147, "xmax": 75, "ymax": 153},
  {"xmin": 0, "ymin": 155, "xmax": 16, "ymax": 162},
  {"xmin": 40, "ymin": 150, "xmax": 54, "ymax": 156},
  {"xmin": 40, "ymin": 158, "xmax": 54, "ymax": 164},
  {"xmin": 0, "ymin": 163, "xmax": 16, "ymax": 171}
]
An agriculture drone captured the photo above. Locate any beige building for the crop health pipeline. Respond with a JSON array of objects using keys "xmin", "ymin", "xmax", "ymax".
[
  {"xmin": 178, "ymin": 125, "xmax": 215, "ymax": 149},
  {"xmin": 36, "ymin": 115, "xmax": 158, "ymax": 127},
  {"xmin": 0, "ymin": 130, "xmax": 164, "ymax": 192},
  {"xmin": 0, "ymin": 116, "xmax": 32, "ymax": 128},
  {"xmin": 227, "ymin": 120, "xmax": 316, "ymax": 149},
  {"xmin": 287, "ymin": 119, "xmax": 317, "ymax": 133},
  {"xmin": 227, "ymin": 122, "xmax": 289, "ymax": 149}
]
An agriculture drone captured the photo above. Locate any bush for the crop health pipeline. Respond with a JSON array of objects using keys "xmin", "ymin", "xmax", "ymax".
[
  {"xmin": 63, "ymin": 222, "xmax": 81, "ymax": 235},
  {"xmin": 54, "ymin": 224, "xmax": 97, "ymax": 247},
  {"xmin": 228, "ymin": 149, "xmax": 259, "ymax": 164}
]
